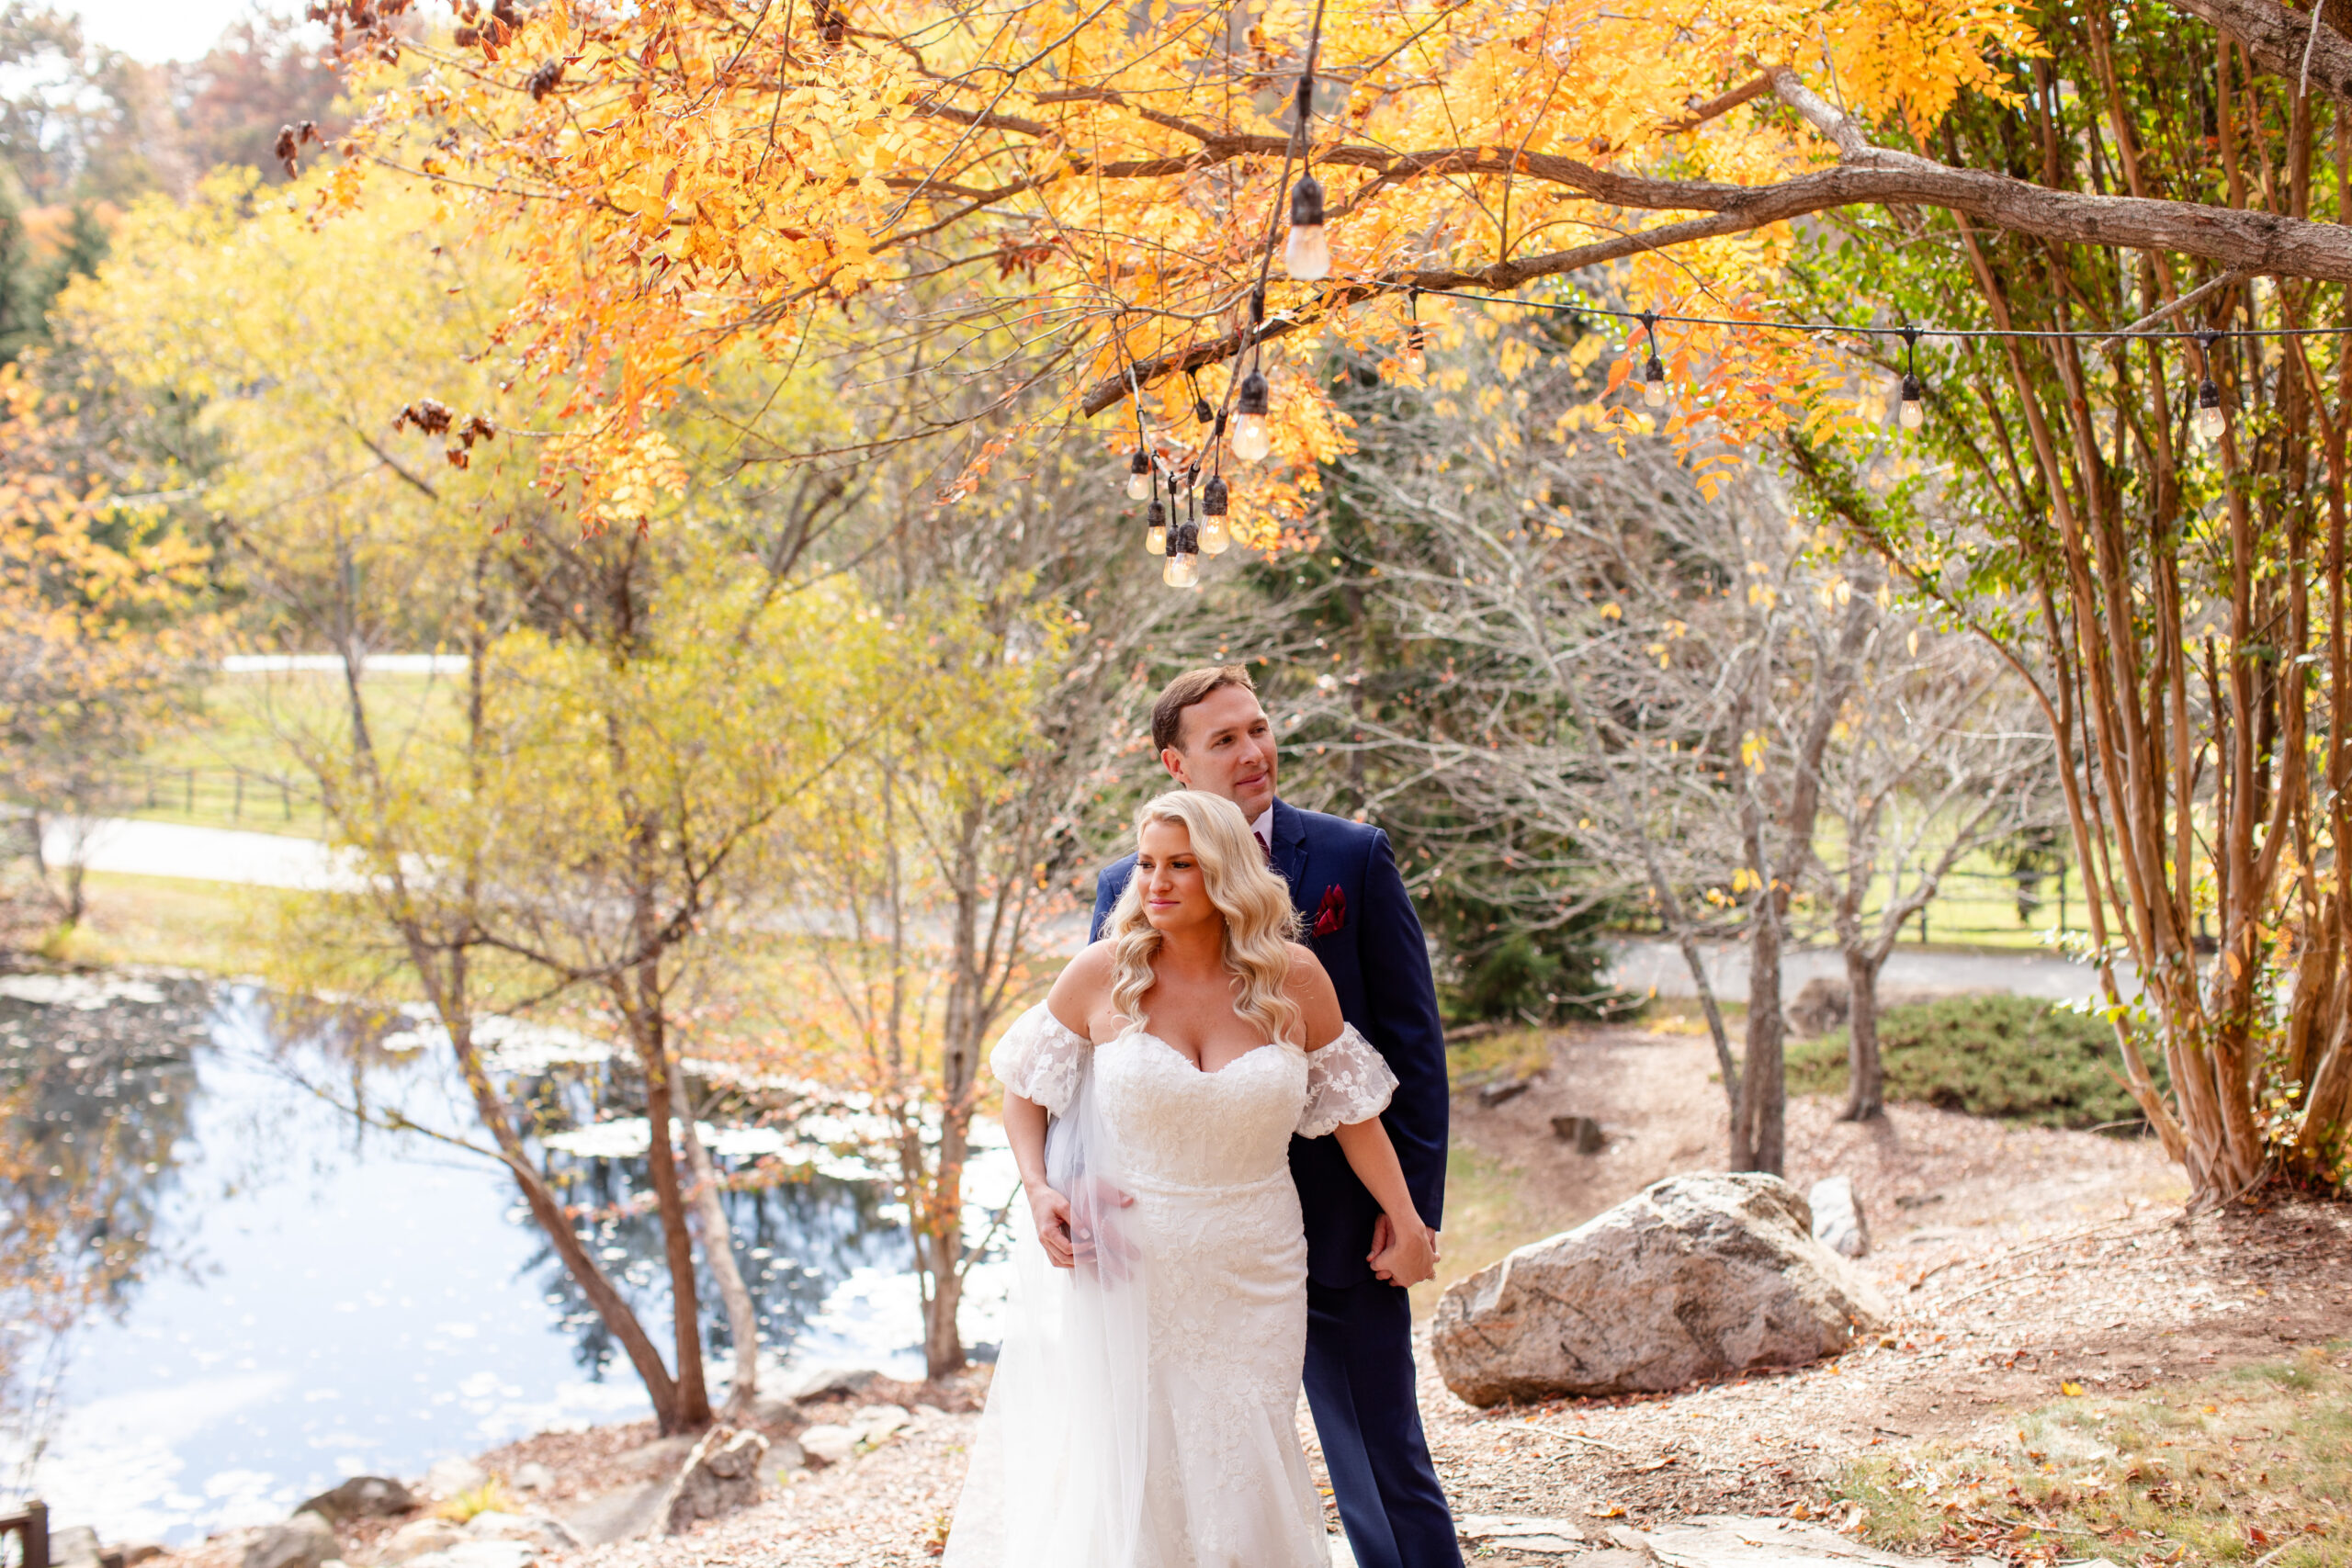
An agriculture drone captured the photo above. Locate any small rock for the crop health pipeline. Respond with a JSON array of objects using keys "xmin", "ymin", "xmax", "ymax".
[
  {"xmin": 298, "ymin": 1477, "xmax": 416, "ymax": 1521},
  {"xmin": 788, "ymin": 1367, "xmax": 881, "ymax": 1403},
  {"xmin": 508, "ymin": 1464, "xmax": 556, "ymax": 1495},
  {"xmin": 378, "ymin": 1519, "xmax": 467, "ymax": 1564},
  {"xmin": 463, "ymin": 1515, "xmax": 578, "ymax": 1552},
  {"xmin": 242, "ymin": 1512, "xmax": 336, "ymax": 1568},
  {"xmin": 1550, "ymin": 1114, "xmax": 1605, "ymax": 1154},
  {"xmin": 116, "ymin": 1546, "xmax": 166, "ymax": 1567},
  {"xmin": 651, "ymin": 1426, "xmax": 768, "ymax": 1535},
  {"xmin": 1430, "ymin": 1171, "xmax": 1888, "ymax": 1404},
  {"xmin": 1809, "ymin": 1175, "xmax": 1871, "ymax": 1258},
  {"xmin": 764, "ymin": 1434, "xmax": 807, "ymax": 1475},
  {"xmin": 53, "ymin": 1528, "xmax": 104, "ymax": 1568},
  {"xmin": 796, "ymin": 1425, "xmax": 856, "ymax": 1466},
  {"xmin": 1457, "ymin": 1516, "xmax": 1587, "ymax": 1553},
  {"xmin": 850, "ymin": 1404, "xmax": 909, "ymax": 1445},
  {"xmin": 1476, "ymin": 1078, "xmax": 1530, "ymax": 1108},
  {"xmin": 401, "ymin": 1544, "xmax": 536, "ymax": 1568},
  {"xmin": 423, "ymin": 1460, "xmax": 489, "ymax": 1500},
  {"xmin": 1786, "ymin": 976, "xmax": 1850, "ymax": 1037},
  {"xmin": 748, "ymin": 1395, "xmax": 798, "ymax": 1427},
  {"xmin": 607, "ymin": 1436, "xmax": 696, "ymax": 1480}
]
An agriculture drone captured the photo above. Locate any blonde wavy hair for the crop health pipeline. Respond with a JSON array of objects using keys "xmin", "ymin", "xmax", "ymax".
[{"xmin": 1104, "ymin": 791, "xmax": 1303, "ymax": 1045}]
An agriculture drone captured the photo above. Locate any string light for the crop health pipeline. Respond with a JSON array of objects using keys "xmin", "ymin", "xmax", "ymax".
[
  {"xmin": 1638, "ymin": 310, "xmax": 1668, "ymax": 410},
  {"xmin": 1285, "ymin": 174, "xmax": 1329, "ymax": 281},
  {"xmin": 2197, "ymin": 332, "xmax": 2227, "ymax": 443},
  {"xmin": 1201, "ymin": 476, "xmax": 1231, "ymax": 554},
  {"xmin": 1233, "ymin": 369, "xmax": 1272, "ymax": 462},
  {"xmin": 1144, "ymin": 497, "xmax": 1167, "ymax": 556},
  {"xmin": 1125, "ymin": 448, "xmax": 1151, "ymax": 501},
  {"xmin": 1895, "ymin": 326, "xmax": 1926, "ymax": 432},
  {"xmin": 1164, "ymin": 521, "xmax": 1200, "ymax": 587},
  {"xmin": 1402, "ymin": 288, "xmax": 1426, "ymax": 378}
]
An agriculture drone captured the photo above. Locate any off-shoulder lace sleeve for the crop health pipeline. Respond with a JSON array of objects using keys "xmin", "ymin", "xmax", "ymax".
[
  {"xmin": 989, "ymin": 1002, "xmax": 1091, "ymax": 1116},
  {"xmin": 1296, "ymin": 1023, "xmax": 1399, "ymax": 1138}
]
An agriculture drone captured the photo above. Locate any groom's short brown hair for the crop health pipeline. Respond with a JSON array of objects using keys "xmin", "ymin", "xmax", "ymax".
[{"xmin": 1152, "ymin": 665, "xmax": 1257, "ymax": 752}]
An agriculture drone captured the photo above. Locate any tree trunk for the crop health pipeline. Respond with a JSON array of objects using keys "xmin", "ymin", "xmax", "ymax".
[
  {"xmin": 434, "ymin": 985, "xmax": 685, "ymax": 1431},
  {"xmin": 1840, "ymin": 946, "xmax": 1883, "ymax": 1122},
  {"xmin": 678, "ymin": 1101, "xmax": 761, "ymax": 1417},
  {"xmin": 1733, "ymin": 891, "xmax": 1786, "ymax": 1175},
  {"xmin": 920, "ymin": 1104, "xmax": 969, "ymax": 1380},
  {"xmin": 628, "ymin": 999, "xmax": 713, "ymax": 1432}
]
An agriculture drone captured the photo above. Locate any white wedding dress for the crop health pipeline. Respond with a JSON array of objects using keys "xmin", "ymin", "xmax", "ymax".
[{"xmin": 944, "ymin": 1003, "xmax": 1398, "ymax": 1568}]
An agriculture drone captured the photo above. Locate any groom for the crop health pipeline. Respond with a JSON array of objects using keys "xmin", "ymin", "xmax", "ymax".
[{"xmin": 1091, "ymin": 665, "xmax": 1459, "ymax": 1568}]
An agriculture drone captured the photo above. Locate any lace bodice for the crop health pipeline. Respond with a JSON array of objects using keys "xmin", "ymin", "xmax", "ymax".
[
  {"xmin": 989, "ymin": 1003, "xmax": 1397, "ymax": 1157},
  {"xmin": 959, "ymin": 1001, "xmax": 1394, "ymax": 1567}
]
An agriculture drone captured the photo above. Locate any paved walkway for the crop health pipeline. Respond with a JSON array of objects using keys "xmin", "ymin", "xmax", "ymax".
[
  {"xmin": 37, "ymin": 816, "xmax": 352, "ymax": 891},
  {"xmin": 1607, "ymin": 936, "xmax": 2132, "ymax": 1004}
]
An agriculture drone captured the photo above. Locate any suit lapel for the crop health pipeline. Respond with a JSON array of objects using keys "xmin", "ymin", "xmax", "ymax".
[{"xmin": 1271, "ymin": 797, "xmax": 1310, "ymax": 906}]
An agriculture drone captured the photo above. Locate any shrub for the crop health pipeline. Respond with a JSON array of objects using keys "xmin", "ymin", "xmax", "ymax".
[
  {"xmin": 435, "ymin": 1478, "xmax": 516, "ymax": 1523},
  {"xmin": 1785, "ymin": 993, "xmax": 2165, "ymax": 1131}
]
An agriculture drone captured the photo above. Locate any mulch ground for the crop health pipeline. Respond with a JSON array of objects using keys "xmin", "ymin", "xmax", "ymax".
[{"xmin": 143, "ymin": 1025, "xmax": 2352, "ymax": 1568}]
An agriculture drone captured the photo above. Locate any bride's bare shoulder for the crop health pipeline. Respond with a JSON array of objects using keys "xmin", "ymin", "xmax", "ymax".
[
  {"xmin": 1283, "ymin": 945, "xmax": 1345, "ymax": 1048},
  {"xmin": 1046, "ymin": 942, "xmax": 1118, "ymax": 1029}
]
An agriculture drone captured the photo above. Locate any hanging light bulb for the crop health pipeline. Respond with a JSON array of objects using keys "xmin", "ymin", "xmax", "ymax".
[
  {"xmin": 1643, "ymin": 353, "xmax": 1668, "ymax": 410},
  {"xmin": 1897, "ymin": 372, "xmax": 1927, "ymax": 432},
  {"xmin": 1144, "ymin": 499, "xmax": 1167, "ymax": 557},
  {"xmin": 1165, "ymin": 523, "xmax": 1200, "ymax": 588},
  {"xmin": 1284, "ymin": 173, "xmax": 1329, "ymax": 281},
  {"xmin": 2197, "ymin": 378, "xmax": 2226, "ymax": 442},
  {"xmin": 1125, "ymin": 448, "xmax": 1152, "ymax": 501},
  {"xmin": 1403, "ymin": 321, "xmax": 1426, "ymax": 379},
  {"xmin": 1233, "ymin": 369, "xmax": 1272, "ymax": 462},
  {"xmin": 1200, "ymin": 477, "xmax": 1231, "ymax": 554},
  {"xmin": 2193, "ymin": 333, "xmax": 2228, "ymax": 443}
]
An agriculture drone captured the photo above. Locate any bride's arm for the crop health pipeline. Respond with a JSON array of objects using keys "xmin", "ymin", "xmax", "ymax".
[
  {"xmin": 1290, "ymin": 949, "xmax": 1440, "ymax": 1289},
  {"xmin": 1007, "ymin": 946, "xmax": 1115, "ymax": 1269}
]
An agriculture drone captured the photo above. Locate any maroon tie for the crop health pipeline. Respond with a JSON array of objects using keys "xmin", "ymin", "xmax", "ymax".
[{"xmin": 1256, "ymin": 830, "xmax": 1276, "ymax": 868}]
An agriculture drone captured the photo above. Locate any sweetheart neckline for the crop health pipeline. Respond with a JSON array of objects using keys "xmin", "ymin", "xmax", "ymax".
[{"xmin": 1119, "ymin": 1030, "xmax": 1294, "ymax": 1078}]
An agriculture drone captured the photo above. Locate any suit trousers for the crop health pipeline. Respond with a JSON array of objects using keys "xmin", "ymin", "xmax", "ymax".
[{"xmin": 1303, "ymin": 1276, "xmax": 1462, "ymax": 1568}]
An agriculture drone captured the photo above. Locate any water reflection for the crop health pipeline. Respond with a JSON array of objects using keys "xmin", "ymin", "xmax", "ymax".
[{"xmin": 0, "ymin": 978, "xmax": 1005, "ymax": 1545}]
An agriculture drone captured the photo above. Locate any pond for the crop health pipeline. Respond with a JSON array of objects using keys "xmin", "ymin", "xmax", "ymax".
[{"xmin": 0, "ymin": 976, "xmax": 1014, "ymax": 1547}]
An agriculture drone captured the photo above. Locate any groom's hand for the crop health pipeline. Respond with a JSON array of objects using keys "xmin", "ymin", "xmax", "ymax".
[
  {"xmin": 1368, "ymin": 1215, "xmax": 1442, "ymax": 1287},
  {"xmin": 1026, "ymin": 1182, "xmax": 1077, "ymax": 1269}
]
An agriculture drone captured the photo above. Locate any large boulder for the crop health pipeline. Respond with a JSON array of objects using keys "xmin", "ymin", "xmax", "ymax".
[
  {"xmin": 241, "ymin": 1513, "xmax": 337, "ymax": 1568},
  {"xmin": 1430, "ymin": 1172, "xmax": 1888, "ymax": 1406},
  {"xmin": 651, "ymin": 1427, "xmax": 768, "ymax": 1535}
]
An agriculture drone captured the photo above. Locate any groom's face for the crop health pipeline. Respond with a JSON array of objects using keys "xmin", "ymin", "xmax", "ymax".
[{"xmin": 1162, "ymin": 685, "xmax": 1279, "ymax": 819}]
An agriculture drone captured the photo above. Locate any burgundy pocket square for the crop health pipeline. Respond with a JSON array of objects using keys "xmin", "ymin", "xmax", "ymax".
[{"xmin": 1313, "ymin": 885, "xmax": 1347, "ymax": 937}]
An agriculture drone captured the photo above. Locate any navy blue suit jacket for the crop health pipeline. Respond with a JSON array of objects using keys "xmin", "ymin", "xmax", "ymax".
[{"xmin": 1091, "ymin": 798, "xmax": 1449, "ymax": 1287}]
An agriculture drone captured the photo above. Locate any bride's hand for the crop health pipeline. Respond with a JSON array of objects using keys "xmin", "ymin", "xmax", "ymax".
[
  {"xmin": 1026, "ymin": 1182, "xmax": 1077, "ymax": 1269},
  {"xmin": 1369, "ymin": 1214, "xmax": 1439, "ymax": 1288}
]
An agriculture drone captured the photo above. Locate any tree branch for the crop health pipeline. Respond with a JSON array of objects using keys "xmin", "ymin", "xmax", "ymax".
[{"xmin": 2165, "ymin": 0, "xmax": 2352, "ymax": 102}]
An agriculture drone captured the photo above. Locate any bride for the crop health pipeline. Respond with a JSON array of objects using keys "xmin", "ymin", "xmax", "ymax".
[{"xmin": 944, "ymin": 789, "xmax": 1434, "ymax": 1568}]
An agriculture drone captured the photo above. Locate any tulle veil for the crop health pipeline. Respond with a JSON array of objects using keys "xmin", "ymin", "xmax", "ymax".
[{"xmin": 944, "ymin": 1043, "xmax": 1154, "ymax": 1566}]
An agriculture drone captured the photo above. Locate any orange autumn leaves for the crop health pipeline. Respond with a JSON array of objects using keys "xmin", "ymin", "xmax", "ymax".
[{"xmin": 322, "ymin": 0, "xmax": 2041, "ymax": 539}]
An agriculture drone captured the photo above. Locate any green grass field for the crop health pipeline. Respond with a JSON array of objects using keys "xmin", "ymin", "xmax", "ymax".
[{"xmin": 116, "ymin": 669, "xmax": 461, "ymax": 835}]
